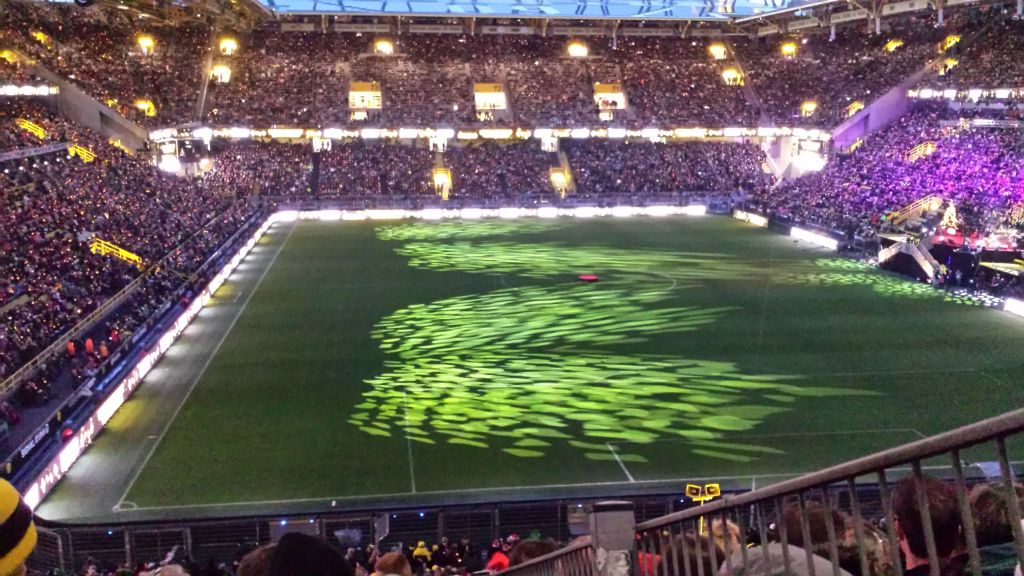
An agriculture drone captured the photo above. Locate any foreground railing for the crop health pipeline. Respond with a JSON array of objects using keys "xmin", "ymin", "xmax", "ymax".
[
  {"xmin": 634, "ymin": 409, "xmax": 1024, "ymax": 576},
  {"xmin": 26, "ymin": 410, "xmax": 1023, "ymax": 576},
  {"xmin": 503, "ymin": 536, "xmax": 596, "ymax": 576}
]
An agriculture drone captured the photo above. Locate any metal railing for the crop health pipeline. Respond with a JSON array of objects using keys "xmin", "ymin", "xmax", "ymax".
[
  {"xmin": 25, "ymin": 410, "xmax": 1023, "ymax": 576},
  {"xmin": 0, "ymin": 204, "xmax": 254, "ymax": 401},
  {"xmin": 503, "ymin": 536, "xmax": 596, "ymax": 576},
  {"xmin": 634, "ymin": 409, "xmax": 1024, "ymax": 576}
]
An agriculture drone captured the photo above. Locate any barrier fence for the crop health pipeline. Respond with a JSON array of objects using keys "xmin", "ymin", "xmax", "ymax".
[
  {"xmin": 632, "ymin": 408, "xmax": 1024, "ymax": 576},
  {"xmin": 27, "ymin": 409, "xmax": 1024, "ymax": 576}
]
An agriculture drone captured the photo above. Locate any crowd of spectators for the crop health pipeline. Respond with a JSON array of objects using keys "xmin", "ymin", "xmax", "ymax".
[
  {"xmin": 202, "ymin": 141, "xmax": 311, "ymax": 197},
  {"xmin": 72, "ymin": 530, "xmax": 563, "ymax": 576},
  {"xmin": 318, "ymin": 142, "xmax": 436, "ymax": 200},
  {"xmin": 922, "ymin": 12, "xmax": 1024, "ymax": 90},
  {"xmin": 0, "ymin": 53, "xmax": 41, "ymax": 85},
  {"xmin": 565, "ymin": 139, "xmax": 772, "ymax": 201},
  {"xmin": 736, "ymin": 15, "xmax": 957, "ymax": 128},
  {"xmin": 446, "ymin": 142, "xmax": 559, "ymax": 203},
  {"xmin": 3, "ymin": 1, "xmax": 1020, "ymax": 132},
  {"xmin": 616, "ymin": 38, "xmax": 755, "ymax": 127},
  {"xmin": 754, "ymin": 102, "xmax": 1024, "ymax": 241},
  {"xmin": 197, "ymin": 137, "xmax": 768, "ymax": 204},
  {"xmin": 0, "ymin": 0, "xmax": 208, "ymax": 128},
  {"xmin": 0, "ymin": 99, "xmax": 92, "ymax": 153},
  {"xmin": 0, "ymin": 112, "xmax": 256, "ymax": 415},
  {"xmin": 200, "ymin": 23, "xmax": 982, "ymax": 130},
  {"xmin": 644, "ymin": 477, "xmax": 1024, "ymax": 576},
  {"xmin": 204, "ymin": 32, "xmax": 364, "ymax": 126}
]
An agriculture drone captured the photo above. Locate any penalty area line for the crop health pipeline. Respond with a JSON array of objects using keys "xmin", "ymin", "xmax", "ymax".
[{"xmin": 112, "ymin": 222, "xmax": 296, "ymax": 512}]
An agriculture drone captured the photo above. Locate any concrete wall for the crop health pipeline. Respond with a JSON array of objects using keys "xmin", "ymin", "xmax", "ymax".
[
  {"xmin": 831, "ymin": 64, "xmax": 936, "ymax": 150},
  {"xmin": 27, "ymin": 61, "xmax": 149, "ymax": 151}
]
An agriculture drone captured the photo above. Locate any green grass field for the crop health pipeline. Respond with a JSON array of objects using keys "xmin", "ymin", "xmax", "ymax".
[{"xmin": 123, "ymin": 216, "xmax": 1024, "ymax": 509}]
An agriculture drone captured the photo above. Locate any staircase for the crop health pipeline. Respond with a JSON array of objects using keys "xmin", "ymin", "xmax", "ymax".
[
  {"xmin": 194, "ymin": 28, "xmax": 218, "ymax": 122},
  {"xmin": 878, "ymin": 240, "xmax": 941, "ymax": 280},
  {"xmin": 724, "ymin": 40, "xmax": 771, "ymax": 126},
  {"xmin": 15, "ymin": 49, "xmax": 149, "ymax": 150},
  {"xmin": 556, "ymin": 149, "xmax": 576, "ymax": 196},
  {"xmin": 885, "ymin": 194, "xmax": 944, "ymax": 229}
]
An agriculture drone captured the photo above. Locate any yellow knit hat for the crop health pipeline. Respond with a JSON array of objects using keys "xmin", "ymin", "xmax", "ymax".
[{"xmin": 0, "ymin": 480, "xmax": 36, "ymax": 576}]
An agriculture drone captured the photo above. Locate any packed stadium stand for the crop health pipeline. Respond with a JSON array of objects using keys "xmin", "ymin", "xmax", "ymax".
[
  {"xmin": 1, "ymin": 0, "xmax": 208, "ymax": 128},
  {"xmin": 752, "ymin": 103, "xmax": 1024, "ymax": 241}
]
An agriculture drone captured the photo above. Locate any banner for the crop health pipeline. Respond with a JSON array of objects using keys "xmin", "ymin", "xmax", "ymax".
[
  {"xmin": 829, "ymin": 9, "xmax": 869, "ymax": 23},
  {"xmin": 0, "ymin": 142, "xmax": 67, "ymax": 162},
  {"xmin": 787, "ymin": 17, "xmax": 820, "ymax": 30},
  {"xmin": 620, "ymin": 28, "xmax": 676, "ymax": 36},
  {"xmin": 474, "ymin": 83, "xmax": 505, "ymax": 93},
  {"xmin": 408, "ymin": 24, "xmax": 464, "ymax": 34},
  {"xmin": 881, "ymin": 0, "xmax": 928, "ymax": 15},
  {"xmin": 280, "ymin": 22, "xmax": 316, "ymax": 32},
  {"xmin": 480, "ymin": 25, "xmax": 536, "ymax": 35},
  {"xmin": 550, "ymin": 26, "xmax": 607, "ymax": 36},
  {"xmin": 333, "ymin": 23, "xmax": 392, "ymax": 32}
]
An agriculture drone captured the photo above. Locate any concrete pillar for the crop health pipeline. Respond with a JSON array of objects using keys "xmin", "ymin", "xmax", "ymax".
[{"xmin": 588, "ymin": 502, "xmax": 636, "ymax": 576}]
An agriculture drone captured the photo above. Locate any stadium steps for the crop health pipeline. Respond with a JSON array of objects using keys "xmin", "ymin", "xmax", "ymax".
[
  {"xmin": 557, "ymin": 149, "xmax": 577, "ymax": 195},
  {"xmin": 832, "ymin": 19, "xmax": 999, "ymax": 145},
  {"xmin": 193, "ymin": 28, "xmax": 217, "ymax": 123},
  {"xmin": 14, "ymin": 49, "xmax": 149, "ymax": 150},
  {"xmin": 878, "ymin": 240, "xmax": 941, "ymax": 281},
  {"xmin": 723, "ymin": 41, "xmax": 772, "ymax": 126}
]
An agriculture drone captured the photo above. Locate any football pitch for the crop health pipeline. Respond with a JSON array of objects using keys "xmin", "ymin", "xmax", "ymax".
[{"xmin": 39, "ymin": 216, "xmax": 1024, "ymax": 520}]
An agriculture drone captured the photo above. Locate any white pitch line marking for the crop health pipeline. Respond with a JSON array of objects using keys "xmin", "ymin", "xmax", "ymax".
[
  {"xmin": 402, "ymin": 391, "xmax": 417, "ymax": 493},
  {"xmin": 607, "ymin": 443, "xmax": 636, "ymax": 483},
  {"xmin": 114, "ymin": 458, "xmax": 1024, "ymax": 514},
  {"xmin": 114, "ymin": 223, "xmax": 296, "ymax": 509}
]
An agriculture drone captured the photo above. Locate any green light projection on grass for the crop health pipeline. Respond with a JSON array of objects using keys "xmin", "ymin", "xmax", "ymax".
[
  {"xmin": 378, "ymin": 220, "xmax": 566, "ymax": 241},
  {"xmin": 351, "ymin": 226, "xmax": 875, "ymax": 463},
  {"xmin": 393, "ymin": 241, "xmax": 757, "ymax": 282},
  {"xmin": 372, "ymin": 284, "xmax": 730, "ymax": 356},
  {"xmin": 350, "ymin": 349, "xmax": 864, "ymax": 462},
  {"xmin": 774, "ymin": 259, "xmax": 989, "ymax": 305}
]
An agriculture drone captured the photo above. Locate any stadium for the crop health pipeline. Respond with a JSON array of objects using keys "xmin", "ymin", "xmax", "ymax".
[{"xmin": 0, "ymin": 0, "xmax": 1023, "ymax": 574}]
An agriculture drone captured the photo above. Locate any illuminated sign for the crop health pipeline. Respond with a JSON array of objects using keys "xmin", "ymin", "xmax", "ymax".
[
  {"xmin": 791, "ymin": 227, "xmax": 838, "ymax": 250},
  {"xmin": 374, "ymin": 38, "xmax": 395, "ymax": 55},
  {"xmin": 733, "ymin": 210, "xmax": 768, "ymax": 227},
  {"xmin": 0, "ymin": 85, "xmax": 58, "ymax": 97},
  {"xmin": 567, "ymin": 40, "xmax": 589, "ymax": 58},
  {"xmin": 137, "ymin": 34, "xmax": 155, "ymax": 55},
  {"xmin": 219, "ymin": 37, "xmax": 238, "ymax": 56},
  {"xmin": 349, "ymin": 81, "xmax": 383, "ymax": 111}
]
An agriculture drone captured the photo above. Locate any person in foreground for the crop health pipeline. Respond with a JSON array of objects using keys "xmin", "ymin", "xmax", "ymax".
[
  {"xmin": 0, "ymin": 479, "xmax": 37, "ymax": 576},
  {"xmin": 892, "ymin": 476, "xmax": 964, "ymax": 576}
]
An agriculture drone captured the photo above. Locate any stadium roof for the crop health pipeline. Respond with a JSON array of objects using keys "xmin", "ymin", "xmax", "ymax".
[{"xmin": 256, "ymin": 0, "xmax": 834, "ymax": 21}]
